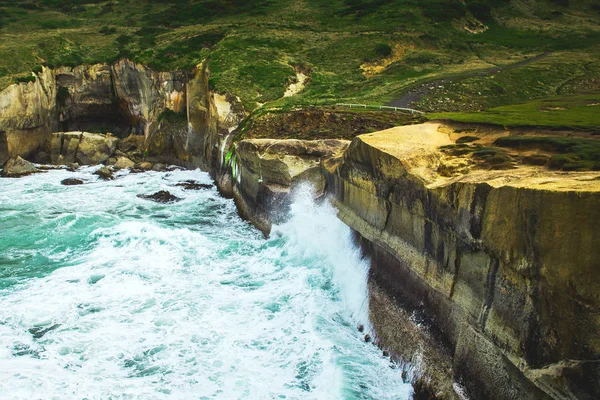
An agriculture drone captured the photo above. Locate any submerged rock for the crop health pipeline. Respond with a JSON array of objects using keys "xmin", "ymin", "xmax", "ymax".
[
  {"xmin": 94, "ymin": 166, "xmax": 114, "ymax": 181},
  {"xmin": 137, "ymin": 190, "xmax": 181, "ymax": 203},
  {"xmin": 1, "ymin": 156, "xmax": 39, "ymax": 177},
  {"xmin": 29, "ymin": 323, "xmax": 61, "ymax": 339},
  {"xmin": 61, "ymin": 178, "xmax": 84, "ymax": 186},
  {"xmin": 176, "ymin": 180, "xmax": 213, "ymax": 190}
]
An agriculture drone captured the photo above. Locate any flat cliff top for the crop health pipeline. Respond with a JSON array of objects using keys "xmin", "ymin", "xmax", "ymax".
[{"xmin": 354, "ymin": 123, "xmax": 600, "ymax": 193}]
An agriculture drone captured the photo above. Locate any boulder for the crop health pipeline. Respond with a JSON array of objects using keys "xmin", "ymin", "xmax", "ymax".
[
  {"xmin": 137, "ymin": 190, "xmax": 181, "ymax": 203},
  {"xmin": 1, "ymin": 156, "xmax": 39, "ymax": 177},
  {"xmin": 117, "ymin": 134, "xmax": 145, "ymax": 156},
  {"xmin": 137, "ymin": 162, "xmax": 153, "ymax": 170},
  {"xmin": 113, "ymin": 156, "xmax": 135, "ymax": 170},
  {"xmin": 152, "ymin": 163, "xmax": 166, "ymax": 171},
  {"xmin": 94, "ymin": 166, "xmax": 114, "ymax": 181},
  {"xmin": 61, "ymin": 178, "xmax": 84, "ymax": 186},
  {"xmin": 76, "ymin": 132, "xmax": 118, "ymax": 165},
  {"xmin": 176, "ymin": 180, "xmax": 213, "ymax": 190},
  {"xmin": 49, "ymin": 132, "xmax": 82, "ymax": 165}
]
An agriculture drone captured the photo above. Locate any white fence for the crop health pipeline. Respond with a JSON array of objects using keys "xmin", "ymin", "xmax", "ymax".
[{"xmin": 335, "ymin": 103, "xmax": 424, "ymax": 114}]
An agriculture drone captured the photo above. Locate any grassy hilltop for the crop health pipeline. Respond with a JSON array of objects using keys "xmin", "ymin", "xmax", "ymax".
[{"xmin": 0, "ymin": 0, "xmax": 599, "ymax": 129}]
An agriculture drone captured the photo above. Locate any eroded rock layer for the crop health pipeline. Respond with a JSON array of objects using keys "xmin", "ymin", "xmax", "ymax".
[
  {"xmin": 0, "ymin": 60, "xmax": 242, "ymax": 169},
  {"xmin": 325, "ymin": 123, "xmax": 600, "ymax": 400}
]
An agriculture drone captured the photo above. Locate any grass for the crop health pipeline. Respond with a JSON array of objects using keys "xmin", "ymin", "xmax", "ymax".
[
  {"xmin": 440, "ymin": 133, "xmax": 600, "ymax": 171},
  {"xmin": 429, "ymin": 94, "xmax": 600, "ymax": 130},
  {"xmin": 0, "ymin": 0, "xmax": 598, "ymax": 124}
]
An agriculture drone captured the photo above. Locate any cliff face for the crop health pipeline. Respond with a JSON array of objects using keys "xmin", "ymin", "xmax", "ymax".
[
  {"xmin": 223, "ymin": 138, "xmax": 349, "ymax": 234},
  {"xmin": 0, "ymin": 60, "xmax": 237, "ymax": 168},
  {"xmin": 325, "ymin": 123, "xmax": 600, "ymax": 400}
]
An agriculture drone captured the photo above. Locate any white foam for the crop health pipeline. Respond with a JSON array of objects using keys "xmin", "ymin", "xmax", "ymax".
[{"xmin": 0, "ymin": 170, "xmax": 412, "ymax": 399}]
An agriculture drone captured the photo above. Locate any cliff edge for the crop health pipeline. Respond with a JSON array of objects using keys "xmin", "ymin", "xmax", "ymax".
[{"xmin": 326, "ymin": 122, "xmax": 600, "ymax": 399}]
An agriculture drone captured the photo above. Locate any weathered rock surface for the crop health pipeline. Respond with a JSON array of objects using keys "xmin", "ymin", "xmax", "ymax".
[
  {"xmin": 1, "ymin": 156, "xmax": 39, "ymax": 177},
  {"xmin": 76, "ymin": 133, "xmax": 118, "ymax": 165},
  {"xmin": 48, "ymin": 132, "xmax": 82, "ymax": 164},
  {"xmin": 94, "ymin": 166, "xmax": 114, "ymax": 181},
  {"xmin": 0, "ymin": 60, "xmax": 231, "ymax": 169},
  {"xmin": 137, "ymin": 162, "xmax": 154, "ymax": 170},
  {"xmin": 137, "ymin": 190, "xmax": 181, "ymax": 203},
  {"xmin": 228, "ymin": 138, "xmax": 349, "ymax": 234},
  {"xmin": 325, "ymin": 122, "xmax": 600, "ymax": 400},
  {"xmin": 113, "ymin": 156, "xmax": 135, "ymax": 170}
]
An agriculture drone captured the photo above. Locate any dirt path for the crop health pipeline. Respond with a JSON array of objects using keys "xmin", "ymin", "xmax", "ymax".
[{"xmin": 389, "ymin": 52, "xmax": 551, "ymax": 108}]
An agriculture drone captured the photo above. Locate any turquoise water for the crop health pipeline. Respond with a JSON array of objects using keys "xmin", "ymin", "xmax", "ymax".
[{"xmin": 0, "ymin": 167, "xmax": 413, "ymax": 399}]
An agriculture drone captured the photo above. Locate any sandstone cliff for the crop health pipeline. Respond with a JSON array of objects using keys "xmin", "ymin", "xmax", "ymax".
[
  {"xmin": 325, "ymin": 123, "xmax": 600, "ymax": 400},
  {"xmin": 222, "ymin": 138, "xmax": 349, "ymax": 234},
  {"xmin": 0, "ymin": 60, "xmax": 241, "ymax": 169}
]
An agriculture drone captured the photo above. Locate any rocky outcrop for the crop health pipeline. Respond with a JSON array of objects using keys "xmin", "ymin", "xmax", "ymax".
[
  {"xmin": 47, "ymin": 131, "xmax": 118, "ymax": 166},
  {"xmin": 48, "ymin": 132, "xmax": 82, "ymax": 164},
  {"xmin": 0, "ymin": 60, "xmax": 234, "ymax": 168},
  {"xmin": 113, "ymin": 156, "xmax": 135, "ymax": 170},
  {"xmin": 325, "ymin": 122, "xmax": 600, "ymax": 400},
  {"xmin": 0, "ymin": 67, "xmax": 57, "ymax": 164},
  {"xmin": 1, "ymin": 156, "xmax": 40, "ymax": 177},
  {"xmin": 226, "ymin": 139, "xmax": 349, "ymax": 234}
]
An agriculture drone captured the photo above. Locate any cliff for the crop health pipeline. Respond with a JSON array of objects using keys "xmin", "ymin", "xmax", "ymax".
[
  {"xmin": 325, "ymin": 123, "xmax": 600, "ymax": 400},
  {"xmin": 224, "ymin": 138, "xmax": 349, "ymax": 234},
  {"xmin": 0, "ymin": 60, "xmax": 243, "ymax": 169}
]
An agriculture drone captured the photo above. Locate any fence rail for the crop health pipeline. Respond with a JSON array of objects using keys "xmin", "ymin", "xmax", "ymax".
[{"xmin": 335, "ymin": 103, "xmax": 424, "ymax": 114}]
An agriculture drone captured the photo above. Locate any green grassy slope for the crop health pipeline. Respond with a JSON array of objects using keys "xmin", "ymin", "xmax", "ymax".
[{"xmin": 0, "ymin": 0, "xmax": 599, "ymax": 125}]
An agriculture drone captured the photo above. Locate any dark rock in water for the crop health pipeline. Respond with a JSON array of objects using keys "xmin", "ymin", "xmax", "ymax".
[
  {"xmin": 357, "ymin": 324, "xmax": 364, "ymax": 333},
  {"xmin": 382, "ymin": 350, "xmax": 390, "ymax": 357},
  {"xmin": 12, "ymin": 343, "xmax": 41, "ymax": 358},
  {"xmin": 94, "ymin": 166, "xmax": 114, "ymax": 181},
  {"xmin": 176, "ymin": 180, "xmax": 213, "ymax": 190},
  {"xmin": 29, "ymin": 323, "xmax": 61, "ymax": 339},
  {"xmin": 364, "ymin": 334, "xmax": 371, "ymax": 343},
  {"xmin": 66, "ymin": 163, "xmax": 79, "ymax": 172},
  {"xmin": 137, "ymin": 190, "xmax": 181, "ymax": 203},
  {"xmin": 61, "ymin": 178, "xmax": 84, "ymax": 186}
]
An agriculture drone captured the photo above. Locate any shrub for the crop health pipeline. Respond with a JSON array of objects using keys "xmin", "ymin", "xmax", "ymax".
[
  {"xmin": 14, "ymin": 75, "xmax": 36, "ymax": 84},
  {"xmin": 99, "ymin": 26, "xmax": 117, "ymax": 35},
  {"xmin": 456, "ymin": 135, "xmax": 479, "ymax": 143},
  {"xmin": 423, "ymin": 0, "xmax": 467, "ymax": 22},
  {"xmin": 116, "ymin": 34, "xmax": 132, "ymax": 46},
  {"xmin": 374, "ymin": 43, "xmax": 392, "ymax": 58},
  {"xmin": 57, "ymin": 86, "xmax": 70, "ymax": 106}
]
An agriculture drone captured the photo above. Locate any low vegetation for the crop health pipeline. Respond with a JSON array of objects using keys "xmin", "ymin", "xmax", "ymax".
[
  {"xmin": 441, "ymin": 134, "xmax": 600, "ymax": 171},
  {"xmin": 0, "ymin": 1, "xmax": 599, "ymax": 164},
  {"xmin": 0, "ymin": 0, "xmax": 599, "ymax": 113},
  {"xmin": 430, "ymin": 94, "xmax": 600, "ymax": 130}
]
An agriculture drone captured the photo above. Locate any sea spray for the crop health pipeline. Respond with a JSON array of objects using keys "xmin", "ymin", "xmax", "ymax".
[
  {"xmin": 0, "ymin": 168, "xmax": 412, "ymax": 399},
  {"xmin": 271, "ymin": 184, "xmax": 371, "ymax": 330}
]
